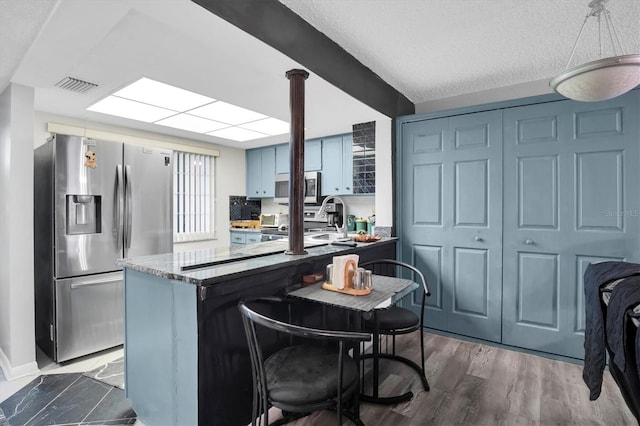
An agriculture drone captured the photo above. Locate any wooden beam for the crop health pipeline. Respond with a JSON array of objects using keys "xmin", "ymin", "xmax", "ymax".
[{"xmin": 191, "ymin": 0, "xmax": 415, "ymax": 118}]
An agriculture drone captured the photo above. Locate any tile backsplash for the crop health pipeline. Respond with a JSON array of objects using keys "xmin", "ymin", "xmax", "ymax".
[
  {"xmin": 229, "ymin": 196, "xmax": 261, "ymax": 220},
  {"xmin": 352, "ymin": 121, "xmax": 375, "ymax": 194},
  {"xmin": 260, "ymin": 195, "xmax": 375, "ymax": 221}
]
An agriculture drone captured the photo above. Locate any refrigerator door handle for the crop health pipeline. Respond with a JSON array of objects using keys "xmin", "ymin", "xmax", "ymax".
[
  {"xmin": 124, "ymin": 165, "xmax": 133, "ymax": 249},
  {"xmin": 70, "ymin": 275, "xmax": 123, "ymax": 289},
  {"xmin": 116, "ymin": 165, "xmax": 124, "ymax": 251}
]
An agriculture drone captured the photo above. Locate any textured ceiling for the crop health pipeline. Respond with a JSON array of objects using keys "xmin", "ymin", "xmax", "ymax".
[
  {"xmin": 1, "ymin": 0, "xmax": 638, "ymax": 149},
  {"xmin": 0, "ymin": 0, "xmax": 57, "ymax": 89},
  {"xmin": 280, "ymin": 0, "xmax": 640, "ymax": 104},
  {"xmin": 0, "ymin": 0, "xmax": 386, "ymax": 149}
]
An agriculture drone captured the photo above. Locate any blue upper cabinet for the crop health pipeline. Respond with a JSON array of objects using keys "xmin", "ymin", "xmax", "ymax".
[
  {"xmin": 341, "ymin": 134, "xmax": 353, "ymax": 194},
  {"xmin": 304, "ymin": 139, "xmax": 322, "ymax": 171},
  {"xmin": 273, "ymin": 139, "xmax": 323, "ymax": 175},
  {"xmin": 321, "ymin": 135, "xmax": 353, "ymax": 196},
  {"xmin": 250, "ymin": 134, "xmax": 353, "ymax": 198},
  {"xmin": 246, "ymin": 146, "xmax": 276, "ymax": 198},
  {"xmin": 246, "ymin": 149, "xmax": 262, "ymax": 198},
  {"xmin": 261, "ymin": 147, "xmax": 275, "ymax": 197},
  {"xmin": 275, "ymin": 144, "xmax": 289, "ymax": 174}
]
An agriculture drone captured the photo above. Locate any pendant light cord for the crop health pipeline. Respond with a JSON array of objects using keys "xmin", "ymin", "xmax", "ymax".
[{"xmin": 564, "ymin": 0, "xmax": 626, "ymax": 70}]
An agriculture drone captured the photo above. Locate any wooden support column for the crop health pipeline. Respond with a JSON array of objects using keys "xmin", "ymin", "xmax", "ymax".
[{"xmin": 285, "ymin": 69, "xmax": 309, "ymax": 255}]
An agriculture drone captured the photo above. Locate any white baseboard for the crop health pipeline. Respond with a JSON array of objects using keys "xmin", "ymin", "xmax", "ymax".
[{"xmin": 0, "ymin": 347, "xmax": 40, "ymax": 381}]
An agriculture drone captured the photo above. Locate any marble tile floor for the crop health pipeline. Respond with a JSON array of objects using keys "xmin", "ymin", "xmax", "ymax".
[
  {"xmin": 82, "ymin": 357, "xmax": 124, "ymax": 390},
  {"xmin": 1, "ymin": 373, "xmax": 136, "ymax": 425},
  {"xmin": 0, "ymin": 347, "xmax": 141, "ymax": 426}
]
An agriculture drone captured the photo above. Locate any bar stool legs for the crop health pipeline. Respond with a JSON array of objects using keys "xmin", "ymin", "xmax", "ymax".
[{"xmin": 359, "ymin": 312, "xmax": 429, "ymax": 405}]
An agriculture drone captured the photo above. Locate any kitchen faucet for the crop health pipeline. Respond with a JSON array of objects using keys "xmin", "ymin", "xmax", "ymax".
[{"xmin": 318, "ymin": 196, "xmax": 348, "ymax": 238}]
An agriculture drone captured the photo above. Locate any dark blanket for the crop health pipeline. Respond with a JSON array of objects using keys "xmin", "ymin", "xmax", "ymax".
[
  {"xmin": 633, "ymin": 308, "xmax": 640, "ymax": 384},
  {"xmin": 583, "ymin": 261, "xmax": 640, "ymax": 400},
  {"xmin": 606, "ymin": 276, "xmax": 640, "ymax": 373}
]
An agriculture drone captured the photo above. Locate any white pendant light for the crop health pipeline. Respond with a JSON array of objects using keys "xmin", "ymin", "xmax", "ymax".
[{"xmin": 550, "ymin": 0, "xmax": 640, "ymax": 102}]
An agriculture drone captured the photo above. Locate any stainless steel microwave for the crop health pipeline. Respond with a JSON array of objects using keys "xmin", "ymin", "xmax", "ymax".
[{"xmin": 274, "ymin": 171, "xmax": 321, "ymax": 204}]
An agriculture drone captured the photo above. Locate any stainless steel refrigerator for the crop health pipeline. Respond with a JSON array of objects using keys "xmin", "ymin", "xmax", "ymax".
[{"xmin": 34, "ymin": 134, "xmax": 173, "ymax": 362}]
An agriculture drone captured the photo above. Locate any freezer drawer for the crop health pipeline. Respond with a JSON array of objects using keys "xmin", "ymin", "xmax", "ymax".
[{"xmin": 55, "ymin": 272, "xmax": 124, "ymax": 362}]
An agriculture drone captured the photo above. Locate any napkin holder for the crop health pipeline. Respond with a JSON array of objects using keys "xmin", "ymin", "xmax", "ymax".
[{"xmin": 321, "ymin": 254, "xmax": 371, "ymax": 296}]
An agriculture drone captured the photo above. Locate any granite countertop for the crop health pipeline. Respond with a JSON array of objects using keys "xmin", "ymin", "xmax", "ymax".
[
  {"xmin": 116, "ymin": 238, "xmax": 396, "ymax": 286},
  {"xmin": 229, "ymin": 227, "xmax": 262, "ymax": 233}
]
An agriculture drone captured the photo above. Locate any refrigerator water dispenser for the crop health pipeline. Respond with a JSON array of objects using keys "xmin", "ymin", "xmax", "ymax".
[{"xmin": 66, "ymin": 195, "xmax": 102, "ymax": 234}]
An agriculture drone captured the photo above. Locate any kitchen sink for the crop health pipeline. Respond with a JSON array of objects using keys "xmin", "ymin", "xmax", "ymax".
[
  {"xmin": 276, "ymin": 233, "xmax": 351, "ymax": 243},
  {"xmin": 307, "ymin": 232, "xmax": 351, "ymax": 242}
]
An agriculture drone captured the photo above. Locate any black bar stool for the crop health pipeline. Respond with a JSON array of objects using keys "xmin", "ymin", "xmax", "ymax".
[{"xmin": 359, "ymin": 259, "xmax": 431, "ymax": 404}]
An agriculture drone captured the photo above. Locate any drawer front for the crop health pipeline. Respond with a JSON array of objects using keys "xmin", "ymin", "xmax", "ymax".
[
  {"xmin": 230, "ymin": 232, "xmax": 246, "ymax": 245},
  {"xmin": 245, "ymin": 234, "xmax": 262, "ymax": 244},
  {"xmin": 55, "ymin": 271, "xmax": 124, "ymax": 362}
]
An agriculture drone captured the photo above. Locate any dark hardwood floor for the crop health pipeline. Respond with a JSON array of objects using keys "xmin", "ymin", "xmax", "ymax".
[{"xmin": 281, "ymin": 331, "xmax": 637, "ymax": 425}]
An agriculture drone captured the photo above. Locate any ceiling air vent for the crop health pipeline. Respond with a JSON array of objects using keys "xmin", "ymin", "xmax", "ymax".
[{"xmin": 54, "ymin": 77, "xmax": 98, "ymax": 93}]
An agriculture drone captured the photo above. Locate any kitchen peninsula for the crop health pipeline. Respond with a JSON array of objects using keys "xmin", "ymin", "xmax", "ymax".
[{"xmin": 117, "ymin": 238, "xmax": 396, "ymax": 426}]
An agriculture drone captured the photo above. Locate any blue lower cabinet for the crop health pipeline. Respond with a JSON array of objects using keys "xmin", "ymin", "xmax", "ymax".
[
  {"xmin": 230, "ymin": 230, "xmax": 262, "ymax": 245},
  {"xmin": 245, "ymin": 233, "xmax": 263, "ymax": 244},
  {"xmin": 124, "ymin": 269, "xmax": 198, "ymax": 426}
]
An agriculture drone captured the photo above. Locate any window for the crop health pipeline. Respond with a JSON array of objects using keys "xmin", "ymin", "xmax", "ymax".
[{"xmin": 173, "ymin": 151, "xmax": 215, "ymax": 241}]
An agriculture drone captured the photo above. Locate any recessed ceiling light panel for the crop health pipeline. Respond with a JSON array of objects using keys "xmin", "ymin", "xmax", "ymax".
[
  {"xmin": 114, "ymin": 77, "xmax": 215, "ymax": 111},
  {"xmin": 190, "ymin": 101, "xmax": 267, "ymax": 125},
  {"xmin": 239, "ymin": 117, "xmax": 289, "ymax": 136},
  {"xmin": 155, "ymin": 113, "xmax": 230, "ymax": 133},
  {"xmin": 87, "ymin": 77, "xmax": 283, "ymax": 142},
  {"xmin": 87, "ymin": 96, "xmax": 176, "ymax": 123},
  {"xmin": 207, "ymin": 127, "xmax": 268, "ymax": 142}
]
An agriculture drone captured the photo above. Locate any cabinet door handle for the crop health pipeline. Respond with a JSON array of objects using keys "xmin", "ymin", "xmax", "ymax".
[
  {"xmin": 525, "ymin": 239, "xmax": 534, "ymax": 245},
  {"xmin": 474, "ymin": 236, "xmax": 483, "ymax": 242},
  {"xmin": 345, "ymin": 187, "xmax": 350, "ymax": 190},
  {"xmin": 335, "ymin": 187, "xmax": 339, "ymax": 191}
]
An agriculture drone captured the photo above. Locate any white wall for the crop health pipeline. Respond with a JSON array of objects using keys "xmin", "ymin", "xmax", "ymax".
[
  {"xmin": 0, "ymin": 84, "xmax": 39, "ymax": 380},
  {"xmin": 34, "ymin": 112, "xmax": 246, "ymax": 250},
  {"xmin": 374, "ymin": 118, "xmax": 392, "ymax": 227}
]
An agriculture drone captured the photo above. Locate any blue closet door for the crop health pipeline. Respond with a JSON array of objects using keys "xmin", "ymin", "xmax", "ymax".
[
  {"xmin": 502, "ymin": 92, "xmax": 640, "ymax": 359},
  {"xmin": 399, "ymin": 110, "xmax": 503, "ymax": 343}
]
